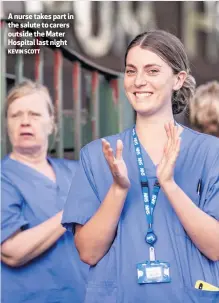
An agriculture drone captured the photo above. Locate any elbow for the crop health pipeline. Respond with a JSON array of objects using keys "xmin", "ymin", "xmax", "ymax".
[
  {"xmin": 209, "ymin": 256, "xmax": 219, "ymax": 262},
  {"xmin": 79, "ymin": 251, "xmax": 99, "ymax": 266},
  {"xmin": 205, "ymin": 248, "xmax": 219, "ymax": 262},
  {"xmin": 74, "ymin": 231, "xmax": 102, "ymax": 266},
  {"xmin": 75, "ymin": 240, "xmax": 99, "ymax": 266},
  {"xmin": 1, "ymin": 254, "xmax": 24, "ymax": 267},
  {"xmin": 1, "ymin": 244, "xmax": 27, "ymax": 267},
  {"xmin": 209, "ymin": 254, "xmax": 219, "ymax": 262},
  {"xmin": 210, "ymin": 245, "xmax": 219, "ymax": 261},
  {"xmin": 8, "ymin": 258, "xmax": 24, "ymax": 267}
]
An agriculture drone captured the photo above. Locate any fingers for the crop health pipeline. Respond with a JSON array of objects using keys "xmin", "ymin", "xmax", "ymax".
[
  {"xmin": 170, "ymin": 121, "xmax": 175, "ymax": 142},
  {"xmin": 102, "ymin": 138, "xmax": 129, "ymax": 188},
  {"xmin": 102, "ymin": 139, "xmax": 124, "ymax": 165},
  {"xmin": 102, "ymin": 139, "xmax": 115, "ymax": 164},
  {"xmin": 173, "ymin": 122, "xmax": 179, "ymax": 147},
  {"xmin": 158, "ymin": 122, "xmax": 181, "ymax": 183},
  {"xmin": 164, "ymin": 121, "xmax": 180, "ymax": 155},
  {"xmin": 115, "ymin": 139, "xmax": 123, "ymax": 160},
  {"xmin": 168, "ymin": 136, "xmax": 181, "ymax": 164},
  {"xmin": 164, "ymin": 122, "xmax": 172, "ymax": 155},
  {"xmin": 175, "ymin": 137, "xmax": 181, "ymax": 156}
]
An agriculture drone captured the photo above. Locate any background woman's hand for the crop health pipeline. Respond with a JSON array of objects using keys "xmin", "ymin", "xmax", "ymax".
[
  {"xmin": 102, "ymin": 139, "xmax": 130, "ymax": 189},
  {"xmin": 156, "ymin": 122, "xmax": 181, "ymax": 187}
]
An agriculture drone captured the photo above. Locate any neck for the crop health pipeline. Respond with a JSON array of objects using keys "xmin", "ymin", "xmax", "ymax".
[
  {"xmin": 10, "ymin": 146, "xmax": 48, "ymax": 167},
  {"xmin": 136, "ymin": 110, "xmax": 174, "ymax": 130},
  {"xmin": 135, "ymin": 111, "xmax": 174, "ymax": 144}
]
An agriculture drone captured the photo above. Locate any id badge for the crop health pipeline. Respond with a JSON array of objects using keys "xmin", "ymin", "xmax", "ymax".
[{"xmin": 136, "ymin": 261, "xmax": 171, "ymax": 284}]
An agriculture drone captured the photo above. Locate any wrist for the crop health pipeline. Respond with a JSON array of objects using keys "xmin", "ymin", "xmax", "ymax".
[
  {"xmin": 112, "ymin": 182, "xmax": 129, "ymax": 195},
  {"xmin": 161, "ymin": 180, "xmax": 178, "ymax": 194}
]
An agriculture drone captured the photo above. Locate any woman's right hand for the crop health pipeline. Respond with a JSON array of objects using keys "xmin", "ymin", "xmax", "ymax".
[{"xmin": 102, "ymin": 139, "xmax": 130, "ymax": 189}]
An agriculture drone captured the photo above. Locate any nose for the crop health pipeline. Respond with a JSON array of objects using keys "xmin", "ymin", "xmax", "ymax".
[
  {"xmin": 20, "ymin": 113, "xmax": 31, "ymax": 126},
  {"xmin": 134, "ymin": 72, "xmax": 147, "ymax": 87}
]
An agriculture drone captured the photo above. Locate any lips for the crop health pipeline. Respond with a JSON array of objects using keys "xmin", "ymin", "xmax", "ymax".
[
  {"xmin": 134, "ymin": 92, "xmax": 153, "ymax": 98},
  {"xmin": 20, "ymin": 132, "xmax": 33, "ymax": 136}
]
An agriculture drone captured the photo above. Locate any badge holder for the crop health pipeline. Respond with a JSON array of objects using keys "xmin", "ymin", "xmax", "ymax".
[
  {"xmin": 137, "ymin": 230, "xmax": 171, "ymax": 284},
  {"xmin": 137, "ymin": 246, "xmax": 171, "ymax": 284}
]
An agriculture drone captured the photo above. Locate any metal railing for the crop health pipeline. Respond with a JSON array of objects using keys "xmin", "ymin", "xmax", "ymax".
[{"xmin": 1, "ymin": 19, "xmax": 134, "ymax": 159}]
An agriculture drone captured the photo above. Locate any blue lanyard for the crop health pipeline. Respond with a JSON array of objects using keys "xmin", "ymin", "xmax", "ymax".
[{"xmin": 133, "ymin": 126, "xmax": 160, "ymax": 247}]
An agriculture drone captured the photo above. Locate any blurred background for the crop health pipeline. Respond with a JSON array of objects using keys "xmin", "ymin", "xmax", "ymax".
[{"xmin": 1, "ymin": 1, "xmax": 219, "ymax": 159}]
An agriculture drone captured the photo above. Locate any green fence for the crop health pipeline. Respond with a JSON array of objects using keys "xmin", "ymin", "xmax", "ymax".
[{"xmin": 1, "ymin": 19, "xmax": 134, "ymax": 160}]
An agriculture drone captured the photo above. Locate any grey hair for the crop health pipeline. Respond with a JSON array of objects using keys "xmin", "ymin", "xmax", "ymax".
[{"xmin": 189, "ymin": 81, "xmax": 219, "ymax": 136}]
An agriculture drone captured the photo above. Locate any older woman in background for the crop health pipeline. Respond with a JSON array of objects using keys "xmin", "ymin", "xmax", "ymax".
[
  {"xmin": 1, "ymin": 80, "xmax": 88, "ymax": 303},
  {"xmin": 189, "ymin": 81, "xmax": 219, "ymax": 137}
]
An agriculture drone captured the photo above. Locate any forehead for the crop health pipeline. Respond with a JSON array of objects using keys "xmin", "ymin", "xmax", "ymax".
[
  {"xmin": 126, "ymin": 46, "xmax": 166, "ymax": 67},
  {"xmin": 9, "ymin": 92, "xmax": 49, "ymax": 113}
]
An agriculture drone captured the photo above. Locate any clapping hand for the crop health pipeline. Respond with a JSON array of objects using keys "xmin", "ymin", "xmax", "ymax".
[
  {"xmin": 157, "ymin": 122, "xmax": 181, "ymax": 187},
  {"xmin": 102, "ymin": 139, "xmax": 130, "ymax": 189}
]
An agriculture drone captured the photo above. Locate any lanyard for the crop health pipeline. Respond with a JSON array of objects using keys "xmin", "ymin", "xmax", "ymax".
[{"xmin": 133, "ymin": 126, "xmax": 161, "ymax": 260}]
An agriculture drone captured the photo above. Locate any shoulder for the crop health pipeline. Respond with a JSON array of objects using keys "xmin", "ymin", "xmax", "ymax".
[
  {"xmin": 1, "ymin": 158, "xmax": 21, "ymax": 195},
  {"xmin": 1, "ymin": 156, "xmax": 17, "ymax": 184},
  {"xmin": 183, "ymin": 127, "xmax": 219, "ymax": 168},
  {"xmin": 81, "ymin": 127, "xmax": 133, "ymax": 158},
  {"xmin": 1, "ymin": 155, "xmax": 12, "ymax": 171},
  {"xmin": 182, "ymin": 126, "xmax": 219, "ymax": 149}
]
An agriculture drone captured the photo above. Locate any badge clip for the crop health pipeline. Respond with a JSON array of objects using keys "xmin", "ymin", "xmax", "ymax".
[{"xmin": 149, "ymin": 246, "xmax": 156, "ymax": 261}]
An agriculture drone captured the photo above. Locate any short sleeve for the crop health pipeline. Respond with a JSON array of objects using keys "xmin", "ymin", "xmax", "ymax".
[
  {"xmin": 61, "ymin": 146, "xmax": 101, "ymax": 233},
  {"xmin": 203, "ymin": 154, "xmax": 219, "ymax": 221},
  {"xmin": 1, "ymin": 174, "xmax": 29, "ymax": 244}
]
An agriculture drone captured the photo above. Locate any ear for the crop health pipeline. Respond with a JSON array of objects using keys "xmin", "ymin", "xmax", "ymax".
[{"xmin": 173, "ymin": 71, "xmax": 187, "ymax": 91}]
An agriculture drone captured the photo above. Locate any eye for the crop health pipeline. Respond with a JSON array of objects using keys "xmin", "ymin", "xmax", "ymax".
[
  {"xmin": 11, "ymin": 112, "xmax": 21, "ymax": 118},
  {"xmin": 11, "ymin": 113, "xmax": 18, "ymax": 118},
  {"xmin": 148, "ymin": 69, "xmax": 159, "ymax": 75},
  {"xmin": 31, "ymin": 112, "xmax": 41, "ymax": 117},
  {"xmin": 125, "ymin": 69, "xmax": 136, "ymax": 75}
]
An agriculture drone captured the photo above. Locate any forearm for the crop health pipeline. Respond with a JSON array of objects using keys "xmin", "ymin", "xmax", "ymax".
[
  {"xmin": 17, "ymin": 226, "xmax": 65, "ymax": 266},
  {"xmin": 75, "ymin": 183, "xmax": 128, "ymax": 265},
  {"xmin": 1, "ymin": 211, "xmax": 66, "ymax": 266},
  {"xmin": 162, "ymin": 181, "xmax": 219, "ymax": 261}
]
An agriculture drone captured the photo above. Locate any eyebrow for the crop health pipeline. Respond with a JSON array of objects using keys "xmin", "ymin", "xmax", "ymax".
[
  {"xmin": 10, "ymin": 109, "xmax": 40, "ymax": 114},
  {"xmin": 10, "ymin": 110, "xmax": 22, "ymax": 114},
  {"xmin": 125, "ymin": 64, "xmax": 162, "ymax": 68}
]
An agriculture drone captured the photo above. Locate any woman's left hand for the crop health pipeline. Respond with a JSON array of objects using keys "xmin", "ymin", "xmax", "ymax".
[{"xmin": 156, "ymin": 122, "xmax": 181, "ymax": 187}]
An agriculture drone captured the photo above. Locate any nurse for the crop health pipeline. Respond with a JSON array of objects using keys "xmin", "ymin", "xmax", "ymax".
[
  {"xmin": 1, "ymin": 80, "xmax": 88, "ymax": 303},
  {"xmin": 62, "ymin": 30, "xmax": 219, "ymax": 303}
]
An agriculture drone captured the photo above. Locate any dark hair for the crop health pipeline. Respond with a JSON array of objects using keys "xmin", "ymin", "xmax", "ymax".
[{"xmin": 125, "ymin": 30, "xmax": 196, "ymax": 114}]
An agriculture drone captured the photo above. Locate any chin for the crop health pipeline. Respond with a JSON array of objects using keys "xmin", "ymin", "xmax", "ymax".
[
  {"xmin": 15, "ymin": 144, "xmax": 42, "ymax": 155},
  {"xmin": 19, "ymin": 142, "xmax": 36, "ymax": 148},
  {"xmin": 129, "ymin": 98, "xmax": 153, "ymax": 111},
  {"xmin": 133, "ymin": 105, "xmax": 157, "ymax": 116}
]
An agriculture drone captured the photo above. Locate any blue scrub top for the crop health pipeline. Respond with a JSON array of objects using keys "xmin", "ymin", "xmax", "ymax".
[
  {"xmin": 62, "ymin": 126, "xmax": 219, "ymax": 303},
  {"xmin": 1, "ymin": 156, "xmax": 88, "ymax": 303}
]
